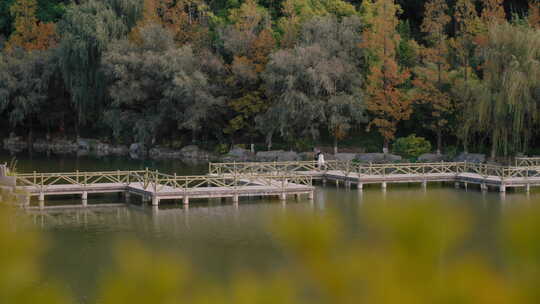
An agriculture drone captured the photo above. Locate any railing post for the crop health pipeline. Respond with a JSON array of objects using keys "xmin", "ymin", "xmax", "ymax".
[{"xmin": 33, "ymin": 171, "xmax": 36, "ymax": 186}]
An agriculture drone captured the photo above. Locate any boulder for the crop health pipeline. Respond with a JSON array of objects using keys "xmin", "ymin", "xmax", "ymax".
[
  {"xmin": 180, "ymin": 145, "xmax": 210, "ymax": 159},
  {"xmin": 255, "ymin": 150, "xmax": 299, "ymax": 162},
  {"xmin": 335, "ymin": 153, "xmax": 357, "ymax": 162},
  {"xmin": 77, "ymin": 138, "xmax": 90, "ymax": 150},
  {"xmin": 453, "ymin": 152, "xmax": 485, "ymax": 163},
  {"xmin": 227, "ymin": 147, "xmax": 251, "ymax": 158},
  {"xmin": 129, "ymin": 143, "xmax": 144, "ymax": 154},
  {"xmin": 418, "ymin": 153, "xmax": 445, "ymax": 162},
  {"xmin": 355, "ymin": 153, "xmax": 386, "ymax": 163},
  {"xmin": 384, "ymin": 153, "xmax": 402, "ymax": 162}
]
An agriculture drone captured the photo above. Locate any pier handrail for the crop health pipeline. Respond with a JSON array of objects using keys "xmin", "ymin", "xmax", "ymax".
[
  {"xmin": 13, "ymin": 169, "xmax": 312, "ymax": 193},
  {"xmin": 209, "ymin": 161, "xmax": 540, "ymax": 180}
]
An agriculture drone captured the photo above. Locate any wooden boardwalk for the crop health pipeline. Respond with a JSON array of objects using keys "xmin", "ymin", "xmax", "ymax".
[
  {"xmin": 3, "ymin": 158, "xmax": 540, "ymax": 210},
  {"xmin": 0, "ymin": 167, "xmax": 314, "ymax": 209},
  {"xmin": 209, "ymin": 160, "xmax": 540, "ymax": 192}
]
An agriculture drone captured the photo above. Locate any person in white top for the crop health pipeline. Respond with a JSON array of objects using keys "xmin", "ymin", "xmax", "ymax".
[{"xmin": 317, "ymin": 152, "xmax": 325, "ymax": 170}]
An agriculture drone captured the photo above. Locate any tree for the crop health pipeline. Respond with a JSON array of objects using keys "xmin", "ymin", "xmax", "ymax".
[
  {"xmin": 361, "ymin": 0, "xmax": 411, "ymax": 152},
  {"xmin": 412, "ymin": 0, "xmax": 452, "ymax": 154},
  {"xmin": 450, "ymin": 0, "xmax": 481, "ymax": 82},
  {"xmin": 103, "ymin": 24, "xmax": 223, "ymax": 146},
  {"xmin": 6, "ymin": 0, "xmax": 57, "ymax": 51},
  {"xmin": 220, "ymin": 0, "xmax": 276, "ymax": 146},
  {"xmin": 57, "ymin": 0, "xmax": 126, "ymax": 137},
  {"xmin": 481, "ymin": 0, "xmax": 506, "ymax": 25},
  {"xmin": 262, "ymin": 16, "xmax": 366, "ymax": 152},
  {"xmin": 0, "ymin": 49, "xmax": 55, "ymax": 146},
  {"xmin": 529, "ymin": 0, "xmax": 540, "ymax": 29},
  {"xmin": 476, "ymin": 22, "xmax": 540, "ymax": 158}
]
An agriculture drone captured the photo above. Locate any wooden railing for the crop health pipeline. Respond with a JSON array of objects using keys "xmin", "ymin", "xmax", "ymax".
[
  {"xmin": 515, "ymin": 157, "xmax": 540, "ymax": 167},
  {"xmin": 13, "ymin": 168, "xmax": 312, "ymax": 193},
  {"xmin": 209, "ymin": 161, "xmax": 540, "ymax": 181}
]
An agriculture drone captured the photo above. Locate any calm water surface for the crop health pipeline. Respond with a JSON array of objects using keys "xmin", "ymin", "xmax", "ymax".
[{"xmin": 1, "ymin": 151, "xmax": 537, "ymax": 303}]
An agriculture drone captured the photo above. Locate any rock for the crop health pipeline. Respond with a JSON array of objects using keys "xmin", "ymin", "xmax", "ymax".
[
  {"xmin": 418, "ymin": 153, "xmax": 445, "ymax": 162},
  {"xmin": 299, "ymin": 152, "xmax": 316, "ymax": 161},
  {"xmin": 255, "ymin": 150, "xmax": 299, "ymax": 162},
  {"xmin": 453, "ymin": 152, "xmax": 485, "ymax": 163},
  {"xmin": 130, "ymin": 143, "xmax": 143, "ymax": 153},
  {"xmin": 335, "ymin": 153, "xmax": 356, "ymax": 162},
  {"xmin": 384, "ymin": 153, "xmax": 402, "ymax": 162},
  {"xmin": 226, "ymin": 147, "xmax": 253, "ymax": 161},
  {"xmin": 180, "ymin": 145, "xmax": 210, "ymax": 160},
  {"xmin": 355, "ymin": 153, "xmax": 386, "ymax": 163},
  {"xmin": 77, "ymin": 138, "xmax": 90, "ymax": 150},
  {"xmin": 355, "ymin": 153, "xmax": 402, "ymax": 163},
  {"xmin": 3, "ymin": 136, "xmax": 27, "ymax": 152}
]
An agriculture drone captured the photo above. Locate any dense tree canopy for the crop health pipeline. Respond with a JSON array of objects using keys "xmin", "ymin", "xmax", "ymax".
[{"xmin": 1, "ymin": 0, "xmax": 540, "ymax": 158}]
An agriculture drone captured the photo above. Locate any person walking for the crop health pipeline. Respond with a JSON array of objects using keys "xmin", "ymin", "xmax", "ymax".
[{"xmin": 317, "ymin": 151, "xmax": 325, "ymax": 170}]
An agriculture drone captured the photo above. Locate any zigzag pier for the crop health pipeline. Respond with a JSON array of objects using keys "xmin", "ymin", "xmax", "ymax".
[
  {"xmin": 2, "ymin": 159, "xmax": 540, "ymax": 209},
  {"xmin": 0, "ymin": 167, "xmax": 314, "ymax": 209}
]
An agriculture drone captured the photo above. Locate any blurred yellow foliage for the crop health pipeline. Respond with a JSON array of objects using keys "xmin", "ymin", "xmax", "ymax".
[{"xmin": 2, "ymin": 195, "xmax": 540, "ymax": 303}]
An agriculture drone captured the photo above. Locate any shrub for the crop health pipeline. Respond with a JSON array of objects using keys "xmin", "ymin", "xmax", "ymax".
[{"xmin": 392, "ymin": 134, "xmax": 431, "ymax": 158}]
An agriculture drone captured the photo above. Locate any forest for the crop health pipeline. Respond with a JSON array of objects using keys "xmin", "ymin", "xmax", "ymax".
[{"xmin": 0, "ymin": 0, "xmax": 539, "ymax": 158}]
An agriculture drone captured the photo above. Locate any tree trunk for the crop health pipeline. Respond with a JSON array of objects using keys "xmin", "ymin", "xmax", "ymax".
[
  {"xmin": 266, "ymin": 133, "xmax": 272, "ymax": 151},
  {"xmin": 383, "ymin": 138, "xmax": 389, "ymax": 154},
  {"xmin": 437, "ymin": 129, "xmax": 442, "ymax": 155},
  {"xmin": 490, "ymin": 142, "xmax": 497, "ymax": 161},
  {"xmin": 333, "ymin": 136, "xmax": 338, "ymax": 155}
]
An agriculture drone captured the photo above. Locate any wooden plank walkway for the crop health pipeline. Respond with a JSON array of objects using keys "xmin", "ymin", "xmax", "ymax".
[
  {"xmin": 0, "ymin": 167, "xmax": 314, "ymax": 209},
  {"xmin": 209, "ymin": 160, "xmax": 540, "ymax": 192},
  {"xmin": 4, "ymin": 158, "xmax": 540, "ymax": 210}
]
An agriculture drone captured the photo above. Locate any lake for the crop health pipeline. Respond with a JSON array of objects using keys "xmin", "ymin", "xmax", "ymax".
[{"xmin": 0, "ymin": 150, "xmax": 534, "ymax": 303}]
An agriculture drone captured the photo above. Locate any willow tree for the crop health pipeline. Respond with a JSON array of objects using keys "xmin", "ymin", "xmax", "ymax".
[
  {"xmin": 477, "ymin": 22, "xmax": 540, "ymax": 158},
  {"xmin": 103, "ymin": 24, "xmax": 223, "ymax": 146},
  {"xmin": 57, "ymin": 0, "xmax": 126, "ymax": 137},
  {"xmin": 0, "ymin": 49, "xmax": 55, "ymax": 145},
  {"xmin": 262, "ymin": 16, "xmax": 366, "ymax": 152}
]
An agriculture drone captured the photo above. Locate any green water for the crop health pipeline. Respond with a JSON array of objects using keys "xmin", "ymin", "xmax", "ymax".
[{"xmin": 0, "ymin": 151, "xmax": 535, "ymax": 303}]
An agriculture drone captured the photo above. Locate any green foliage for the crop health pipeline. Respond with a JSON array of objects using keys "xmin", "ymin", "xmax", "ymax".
[{"xmin": 392, "ymin": 134, "xmax": 432, "ymax": 158}]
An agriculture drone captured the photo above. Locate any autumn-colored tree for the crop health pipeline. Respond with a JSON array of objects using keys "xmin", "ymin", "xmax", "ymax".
[
  {"xmin": 6, "ymin": 0, "xmax": 57, "ymax": 51},
  {"xmin": 529, "ymin": 0, "xmax": 540, "ymax": 29},
  {"xmin": 160, "ymin": 0, "xmax": 210, "ymax": 48},
  {"xmin": 413, "ymin": 0, "xmax": 452, "ymax": 153},
  {"xmin": 222, "ymin": 0, "xmax": 275, "ymax": 145},
  {"xmin": 481, "ymin": 0, "xmax": 506, "ymax": 25},
  {"xmin": 451, "ymin": 0, "xmax": 481, "ymax": 82},
  {"xmin": 361, "ymin": 0, "xmax": 411, "ymax": 151}
]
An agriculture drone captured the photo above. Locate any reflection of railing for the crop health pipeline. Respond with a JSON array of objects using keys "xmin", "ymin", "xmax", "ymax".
[
  {"xmin": 13, "ymin": 168, "xmax": 312, "ymax": 194},
  {"xmin": 209, "ymin": 161, "xmax": 540, "ymax": 181}
]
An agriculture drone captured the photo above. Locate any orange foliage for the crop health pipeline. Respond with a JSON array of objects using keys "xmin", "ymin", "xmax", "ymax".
[
  {"xmin": 366, "ymin": 58, "xmax": 412, "ymax": 145},
  {"xmin": 250, "ymin": 29, "xmax": 276, "ymax": 72},
  {"xmin": 130, "ymin": 0, "xmax": 208, "ymax": 48},
  {"xmin": 529, "ymin": 1, "xmax": 540, "ymax": 29},
  {"xmin": 6, "ymin": 0, "xmax": 57, "ymax": 51},
  {"xmin": 481, "ymin": 0, "xmax": 505, "ymax": 24},
  {"xmin": 362, "ymin": 0, "xmax": 411, "ymax": 147}
]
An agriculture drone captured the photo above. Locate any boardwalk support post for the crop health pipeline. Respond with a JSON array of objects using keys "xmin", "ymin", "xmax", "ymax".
[
  {"xmin": 358, "ymin": 183, "xmax": 363, "ymax": 191},
  {"xmin": 152, "ymin": 196, "xmax": 160, "ymax": 206},
  {"xmin": 454, "ymin": 182, "xmax": 460, "ymax": 189},
  {"xmin": 381, "ymin": 182, "xmax": 387, "ymax": 190},
  {"xmin": 526, "ymin": 184, "xmax": 530, "ymax": 193},
  {"xmin": 422, "ymin": 181, "xmax": 427, "ymax": 189},
  {"xmin": 279, "ymin": 193, "xmax": 286, "ymax": 200},
  {"xmin": 183, "ymin": 196, "xmax": 189, "ymax": 205},
  {"xmin": 308, "ymin": 191, "xmax": 314, "ymax": 200},
  {"xmin": 499, "ymin": 184, "xmax": 506, "ymax": 193},
  {"xmin": 233, "ymin": 195, "xmax": 239, "ymax": 203}
]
